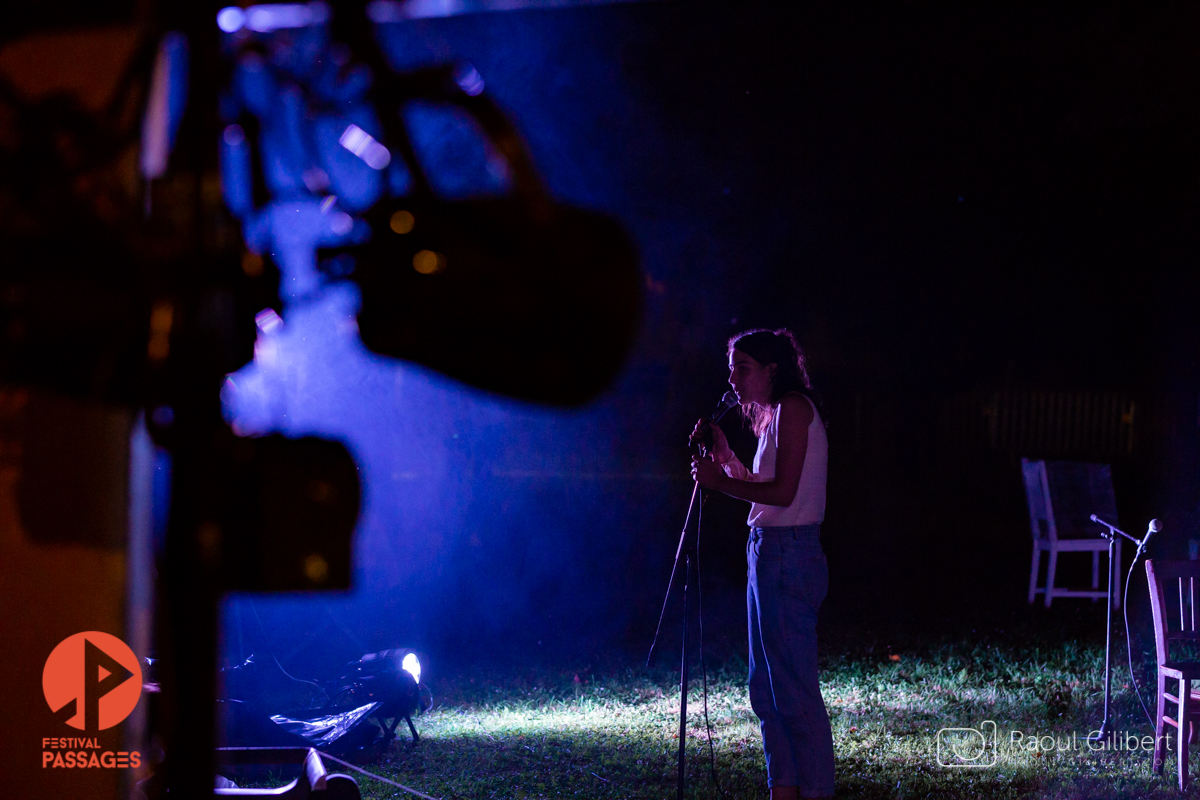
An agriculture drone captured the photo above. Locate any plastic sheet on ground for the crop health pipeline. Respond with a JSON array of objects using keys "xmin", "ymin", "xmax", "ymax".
[{"xmin": 270, "ymin": 702, "xmax": 382, "ymax": 748}]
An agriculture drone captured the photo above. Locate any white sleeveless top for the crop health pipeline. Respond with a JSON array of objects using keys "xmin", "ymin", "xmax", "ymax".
[{"xmin": 722, "ymin": 394, "xmax": 827, "ymax": 527}]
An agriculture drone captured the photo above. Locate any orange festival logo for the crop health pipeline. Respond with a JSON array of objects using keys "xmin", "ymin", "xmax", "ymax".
[{"xmin": 41, "ymin": 632, "xmax": 143, "ymax": 769}]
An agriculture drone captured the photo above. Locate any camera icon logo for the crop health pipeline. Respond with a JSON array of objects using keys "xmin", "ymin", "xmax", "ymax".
[{"xmin": 936, "ymin": 720, "xmax": 998, "ymax": 768}]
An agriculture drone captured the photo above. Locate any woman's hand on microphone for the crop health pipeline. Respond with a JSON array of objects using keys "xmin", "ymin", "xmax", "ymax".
[
  {"xmin": 690, "ymin": 418, "xmax": 733, "ymax": 464},
  {"xmin": 691, "ymin": 454, "xmax": 726, "ymax": 490}
]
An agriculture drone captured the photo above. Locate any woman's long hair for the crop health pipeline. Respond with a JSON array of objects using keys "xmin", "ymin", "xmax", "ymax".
[{"xmin": 727, "ymin": 328, "xmax": 824, "ymax": 436}]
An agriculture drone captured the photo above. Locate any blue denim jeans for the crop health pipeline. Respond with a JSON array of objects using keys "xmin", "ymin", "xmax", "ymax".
[{"xmin": 747, "ymin": 524, "xmax": 835, "ymax": 796}]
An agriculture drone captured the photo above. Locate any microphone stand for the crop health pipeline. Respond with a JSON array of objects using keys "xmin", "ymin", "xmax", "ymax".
[
  {"xmin": 675, "ymin": 501, "xmax": 695, "ymax": 800},
  {"xmin": 1087, "ymin": 515, "xmax": 1151, "ymax": 744},
  {"xmin": 647, "ymin": 472, "xmax": 702, "ymax": 800},
  {"xmin": 647, "ymin": 432, "xmax": 722, "ymax": 800},
  {"xmin": 647, "ymin": 396, "xmax": 737, "ymax": 800}
]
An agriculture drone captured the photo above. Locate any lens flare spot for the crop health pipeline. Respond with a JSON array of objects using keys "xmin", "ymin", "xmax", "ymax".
[
  {"xmin": 216, "ymin": 7, "xmax": 246, "ymax": 32},
  {"xmin": 242, "ymin": 251, "xmax": 264, "ymax": 277},
  {"xmin": 148, "ymin": 300, "xmax": 174, "ymax": 362},
  {"xmin": 454, "ymin": 63, "xmax": 485, "ymax": 97},
  {"xmin": 150, "ymin": 301, "xmax": 174, "ymax": 334},
  {"xmin": 223, "ymin": 124, "xmax": 246, "ymax": 146},
  {"xmin": 307, "ymin": 479, "xmax": 334, "ymax": 503},
  {"xmin": 151, "ymin": 405, "xmax": 174, "ymax": 428},
  {"xmin": 304, "ymin": 554, "xmax": 329, "ymax": 584},
  {"xmin": 330, "ymin": 212, "xmax": 353, "ymax": 235},
  {"xmin": 198, "ymin": 522, "xmax": 222, "ymax": 564},
  {"xmin": 412, "ymin": 250, "xmax": 445, "ymax": 275},
  {"xmin": 389, "ymin": 210, "xmax": 415, "ymax": 234}
]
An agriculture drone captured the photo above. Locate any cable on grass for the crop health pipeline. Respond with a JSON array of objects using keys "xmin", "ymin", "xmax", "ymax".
[{"xmin": 317, "ymin": 751, "xmax": 441, "ymax": 800}]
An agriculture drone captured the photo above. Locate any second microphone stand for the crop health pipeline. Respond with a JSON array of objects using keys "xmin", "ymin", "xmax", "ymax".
[{"xmin": 1087, "ymin": 515, "xmax": 1157, "ymax": 744}]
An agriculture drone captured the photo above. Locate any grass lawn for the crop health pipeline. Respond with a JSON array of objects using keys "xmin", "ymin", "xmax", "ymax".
[{"xmin": 319, "ymin": 622, "xmax": 1199, "ymax": 799}]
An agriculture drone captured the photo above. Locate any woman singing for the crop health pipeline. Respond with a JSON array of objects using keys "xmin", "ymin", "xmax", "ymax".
[{"xmin": 690, "ymin": 328, "xmax": 835, "ymax": 800}]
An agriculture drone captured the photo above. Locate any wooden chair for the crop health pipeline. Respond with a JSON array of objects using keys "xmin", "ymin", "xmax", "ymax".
[
  {"xmin": 1021, "ymin": 458, "xmax": 1120, "ymax": 608},
  {"xmin": 1146, "ymin": 560, "xmax": 1200, "ymax": 789}
]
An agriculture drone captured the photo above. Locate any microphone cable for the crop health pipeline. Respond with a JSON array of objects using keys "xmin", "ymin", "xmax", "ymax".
[
  {"xmin": 1121, "ymin": 553, "xmax": 1156, "ymax": 732},
  {"xmin": 248, "ymin": 599, "xmax": 332, "ymax": 705}
]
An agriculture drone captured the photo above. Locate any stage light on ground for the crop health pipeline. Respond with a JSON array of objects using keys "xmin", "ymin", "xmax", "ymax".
[{"xmin": 401, "ymin": 652, "xmax": 421, "ymax": 684}]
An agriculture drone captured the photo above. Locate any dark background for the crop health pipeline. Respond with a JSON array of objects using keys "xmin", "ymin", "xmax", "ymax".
[
  {"xmin": 249, "ymin": 1, "xmax": 1200, "ymax": 675},
  {"xmin": 15, "ymin": 1, "xmax": 1198, "ymax": 673},
  {"xmin": 345, "ymin": 1, "xmax": 1200, "ymax": 665}
]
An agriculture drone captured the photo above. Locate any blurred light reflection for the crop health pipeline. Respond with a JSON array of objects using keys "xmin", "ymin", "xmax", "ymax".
[
  {"xmin": 453, "ymin": 63, "xmax": 485, "ymax": 96},
  {"xmin": 216, "ymin": 7, "xmax": 247, "ymax": 33},
  {"xmin": 389, "ymin": 210, "xmax": 415, "ymax": 234},
  {"xmin": 338, "ymin": 124, "xmax": 391, "ymax": 170},
  {"xmin": 255, "ymin": 308, "xmax": 284, "ymax": 333},
  {"xmin": 218, "ymin": 3, "xmax": 331, "ymax": 34},
  {"xmin": 366, "ymin": 0, "xmax": 640, "ymax": 23},
  {"xmin": 412, "ymin": 250, "xmax": 445, "ymax": 274}
]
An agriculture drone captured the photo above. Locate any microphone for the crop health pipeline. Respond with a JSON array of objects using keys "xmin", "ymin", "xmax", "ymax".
[
  {"xmin": 708, "ymin": 390, "xmax": 739, "ymax": 423},
  {"xmin": 1142, "ymin": 519, "xmax": 1161, "ymax": 549},
  {"xmin": 1088, "ymin": 514, "xmax": 1161, "ymax": 550},
  {"xmin": 690, "ymin": 391, "xmax": 739, "ymax": 448}
]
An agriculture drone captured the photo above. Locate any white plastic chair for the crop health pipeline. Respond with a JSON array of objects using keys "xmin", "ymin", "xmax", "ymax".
[{"xmin": 1022, "ymin": 458, "xmax": 1121, "ymax": 608}]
